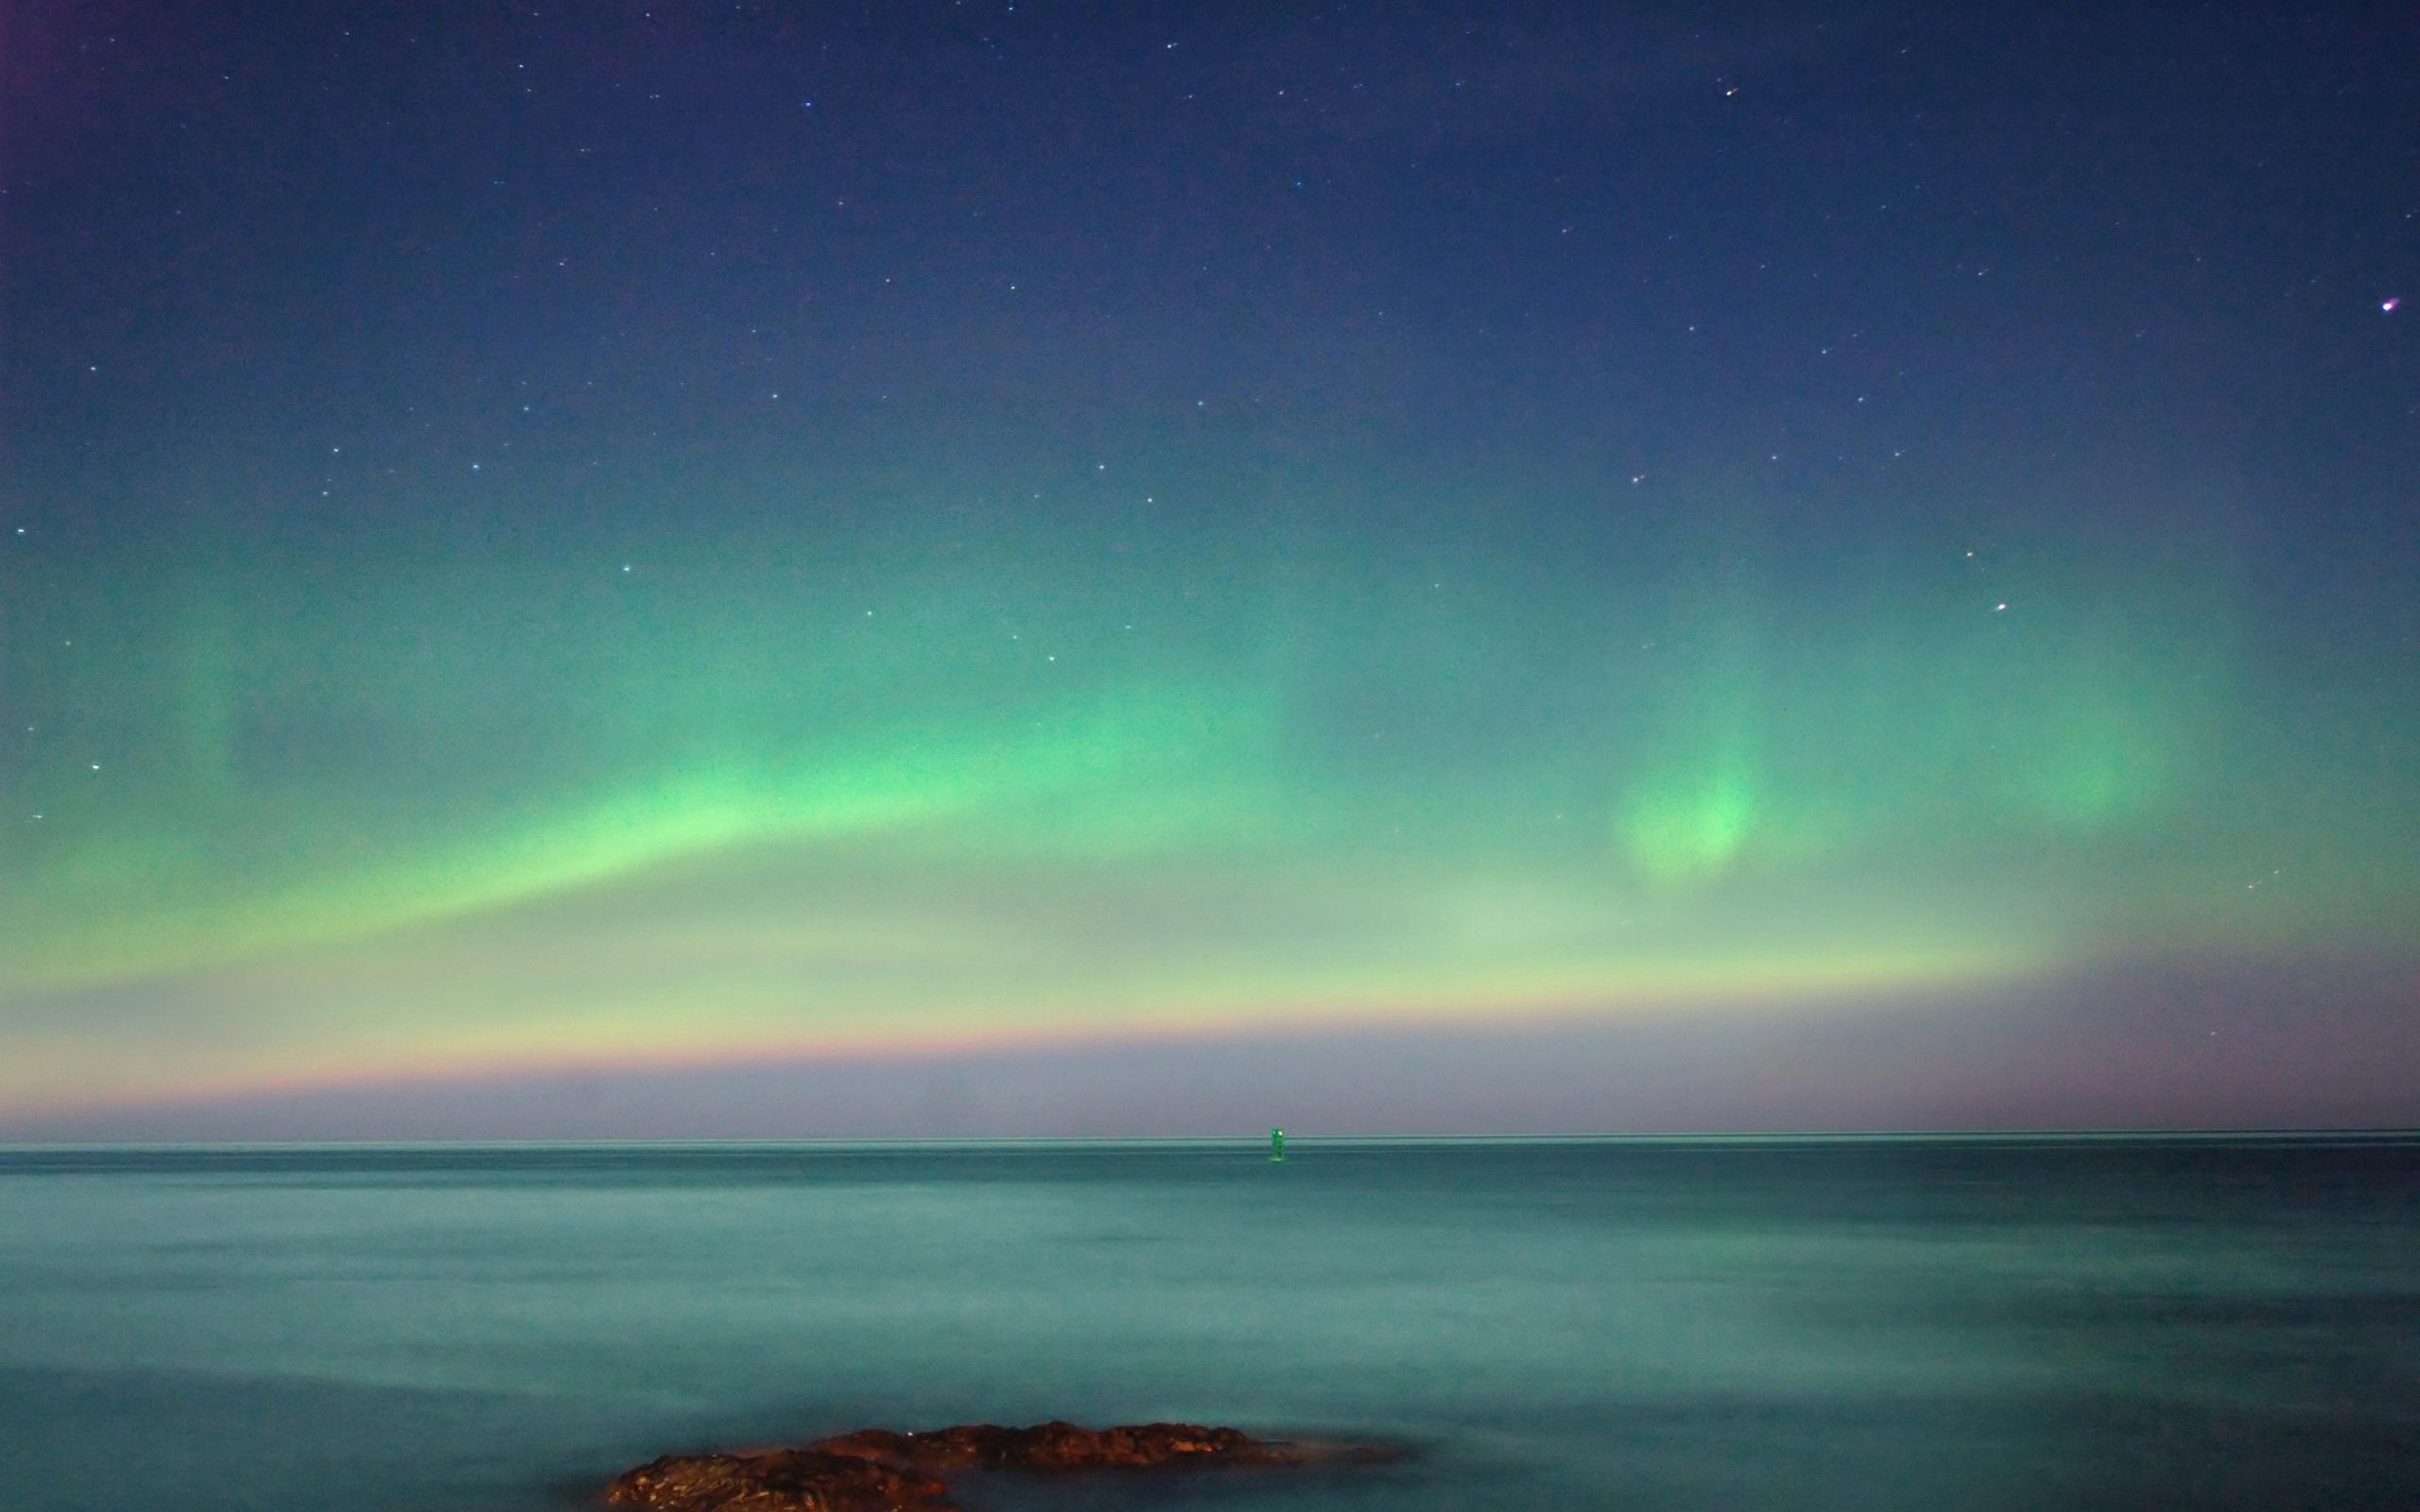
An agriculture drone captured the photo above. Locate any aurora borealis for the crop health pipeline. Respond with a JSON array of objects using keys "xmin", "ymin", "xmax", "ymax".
[{"xmin": 4, "ymin": 2, "xmax": 2416, "ymax": 1132}]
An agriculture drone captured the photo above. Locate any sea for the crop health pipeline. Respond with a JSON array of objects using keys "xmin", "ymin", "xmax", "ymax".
[{"xmin": 2, "ymin": 1136, "xmax": 2414, "ymax": 1511}]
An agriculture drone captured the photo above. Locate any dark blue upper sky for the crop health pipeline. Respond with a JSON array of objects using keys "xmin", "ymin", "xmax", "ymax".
[{"xmin": 13, "ymin": 2, "xmax": 2415, "ymax": 493}]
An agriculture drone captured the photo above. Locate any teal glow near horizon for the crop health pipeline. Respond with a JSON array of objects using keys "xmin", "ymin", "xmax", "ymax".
[{"xmin": 5, "ymin": 444, "xmax": 2406, "ymax": 1115}]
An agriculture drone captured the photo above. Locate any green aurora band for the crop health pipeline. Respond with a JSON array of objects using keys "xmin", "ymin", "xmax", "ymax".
[{"xmin": 3, "ymin": 453, "xmax": 2410, "ymax": 1114}]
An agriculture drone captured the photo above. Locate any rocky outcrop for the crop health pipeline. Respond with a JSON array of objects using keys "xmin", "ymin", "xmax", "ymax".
[
  {"xmin": 607, "ymin": 1448, "xmax": 953, "ymax": 1512},
  {"xmin": 607, "ymin": 1420, "xmax": 1374, "ymax": 1512}
]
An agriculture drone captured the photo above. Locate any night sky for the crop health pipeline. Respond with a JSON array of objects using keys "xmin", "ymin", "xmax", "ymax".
[{"xmin": 5, "ymin": 2, "xmax": 2416, "ymax": 1136}]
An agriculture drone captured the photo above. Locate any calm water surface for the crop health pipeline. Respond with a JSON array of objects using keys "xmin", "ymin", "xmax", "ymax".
[{"xmin": 2, "ymin": 1138, "xmax": 2414, "ymax": 1511}]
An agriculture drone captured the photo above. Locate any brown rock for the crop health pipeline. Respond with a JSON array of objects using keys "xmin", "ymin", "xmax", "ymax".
[
  {"xmin": 607, "ymin": 1420, "xmax": 1369, "ymax": 1512},
  {"xmin": 606, "ymin": 1448, "xmax": 956, "ymax": 1512}
]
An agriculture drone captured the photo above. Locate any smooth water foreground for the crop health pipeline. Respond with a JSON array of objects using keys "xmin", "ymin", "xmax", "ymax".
[{"xmin": 2, "ymin": 1137, "xmax": 2415, "ymax": 1511}]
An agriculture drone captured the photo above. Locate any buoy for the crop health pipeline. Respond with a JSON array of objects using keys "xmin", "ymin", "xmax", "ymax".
[{"xmin": 1270, "ymin": 1127, "xmax": 1285, "ymax": 1162}]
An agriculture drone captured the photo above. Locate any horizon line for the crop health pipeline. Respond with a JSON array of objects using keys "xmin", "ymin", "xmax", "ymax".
[{"xmin": 6, "ymin": 1127, "xmax": 2417, "ymax": 1154}]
